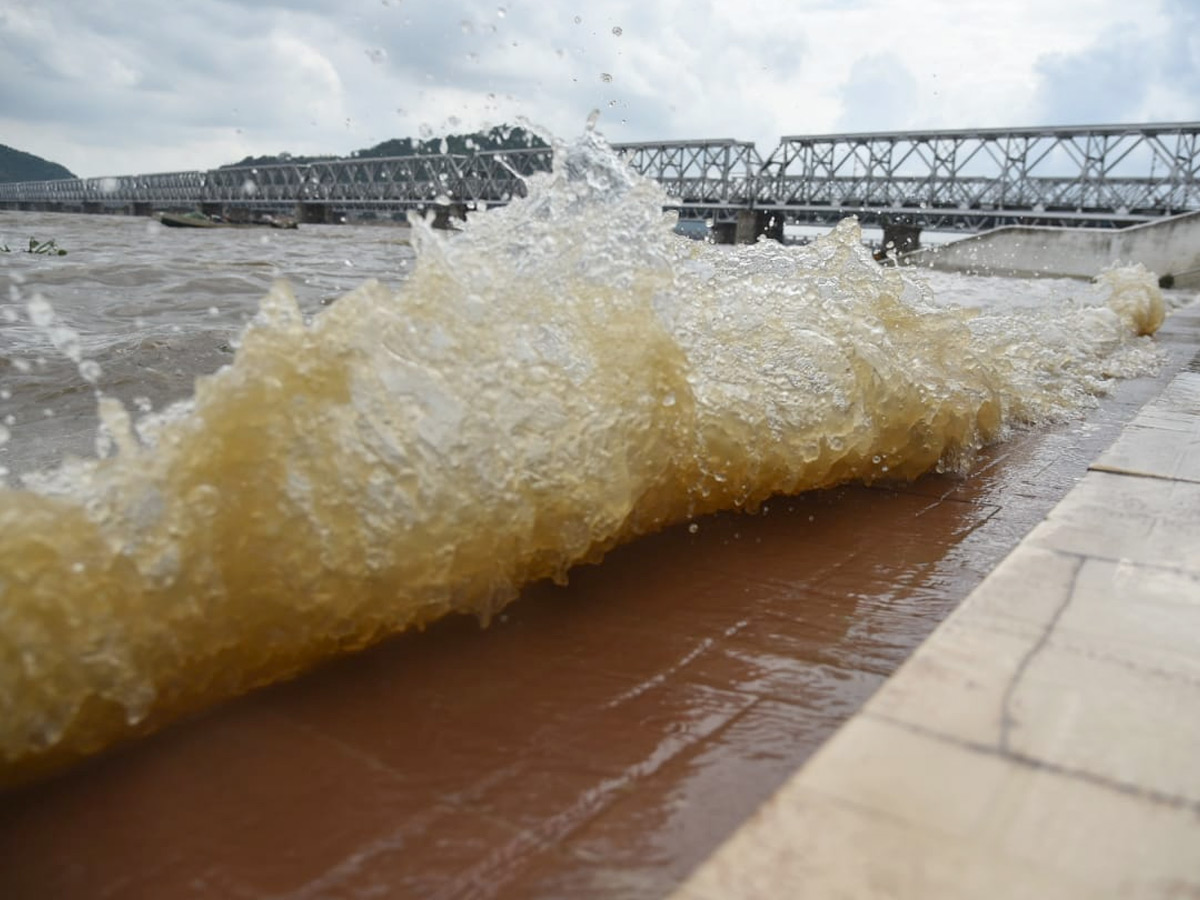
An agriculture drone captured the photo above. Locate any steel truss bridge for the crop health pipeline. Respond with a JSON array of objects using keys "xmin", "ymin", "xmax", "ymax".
[{"xmin": 2, "ymin": 123, "xmax": 1198, "ymax": 238}]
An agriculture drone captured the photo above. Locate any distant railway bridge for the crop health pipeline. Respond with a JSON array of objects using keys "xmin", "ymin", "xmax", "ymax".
[{"xmin": 2, "ymin": 123, "xmax": 1198, "ymax": 246}]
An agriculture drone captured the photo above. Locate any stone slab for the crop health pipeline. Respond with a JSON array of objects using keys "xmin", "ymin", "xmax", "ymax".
[
  {"xmin": 676, "ymin": 362, "xmax": 1200, "ymax": 899},
  {"xmin": 1092, "ymin": 371, "xmax": 1200, "ymax": 483}
]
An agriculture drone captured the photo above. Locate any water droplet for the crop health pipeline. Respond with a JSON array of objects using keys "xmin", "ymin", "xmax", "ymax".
[
  {"xmin": 612, "ymin": 26, "xmax": 622, "ymax": 36},
  {"xmin": 573, "ymin": 15, "xmax": 582, "ymax": 23},
  {"xmin": 600, "ymin": 72, "xmax": 612, "ymax": 83},
  {"xmin": 79, "ymin": 360, "xmax": 102, "ymax": 383},
  {"xmin": 688, "ymin": 523, "xmax": 699, "ymax": 534},
  {"xmin": 872, "ymin": 455, "xmax": 881, "ymax": 464},
  {"xmin": 496, "ymin": 5, "xmax": 506, "ymax": 16},
  {"xmin": 26, "ymin": 296, "xmax": 54, "ymax": 327},
  {"xmin": 365, "ymin": 47, "xmax": 388, "ymax": 64}
]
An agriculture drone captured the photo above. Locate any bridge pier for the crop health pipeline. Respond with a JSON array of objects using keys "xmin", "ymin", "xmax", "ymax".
[
  {"xmin": 296, "ymin": 203, "xmax": 332, "ymax": 225},
  {"xmin": 431, "ymin": 203, "xmax": 468, "ymax": 230},
  {"xmin": 711, "ymin": 210, "xmax": 784, "ymax": 245},
  {"xmin": 879, "ymin": 218, "xmax": 922, "ymax": 258}
]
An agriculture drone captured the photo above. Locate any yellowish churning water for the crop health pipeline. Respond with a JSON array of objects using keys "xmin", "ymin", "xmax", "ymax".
[{"xmin": 0, "ymin": 133, "xmax": 1168, "ymax": 787}]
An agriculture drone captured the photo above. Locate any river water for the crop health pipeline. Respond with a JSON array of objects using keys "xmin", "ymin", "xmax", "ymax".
[{"xmin": 0, "ymin": 132, "xmax": 1182, "ymax": 787}]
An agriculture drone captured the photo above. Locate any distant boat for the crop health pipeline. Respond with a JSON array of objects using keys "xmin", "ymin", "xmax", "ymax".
[
  {"xmin": 158, "ymin": 212, "xmax": 298, "ymax": 230},
  {"xmin": 159, "ymin": 212, "xmax": 230, "ymax": 229}
]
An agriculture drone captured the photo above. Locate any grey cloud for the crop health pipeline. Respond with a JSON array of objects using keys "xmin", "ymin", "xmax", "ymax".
[
  {"xmin": 1157, "ymin": 0, "xmax": 1200, "ymax": 93},
  {"xmin": 836, "ymin": 52, "xmax": 918, "ymax": 132},
  {"xmin": 1033, "ymin": 2, "xmax": 1200, "ymax": 125},
  {"xmin": 1033, "ymin": 28, "xmax": 1152, "ymax": 123}
]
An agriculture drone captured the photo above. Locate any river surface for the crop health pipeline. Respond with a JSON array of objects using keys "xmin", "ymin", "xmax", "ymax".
[
  {"xmin": 0, "ymin": 132, "xmax": 1183, "ymax": 787},
  {"xmin": 1, "ymin": 210, "xmax": 416, "ymax": 477}
]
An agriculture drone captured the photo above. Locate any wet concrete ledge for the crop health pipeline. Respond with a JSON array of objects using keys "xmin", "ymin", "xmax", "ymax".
[
  {"xmin": 902, "ymin": 211, "xmax": 1200, "ymax": 289},
  {"xmin": 675, "ymin": 319, "xmax": 1200, "ymax": 898}
]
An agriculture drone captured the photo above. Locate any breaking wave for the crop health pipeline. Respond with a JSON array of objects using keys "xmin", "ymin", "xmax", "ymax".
[{"xmin": 0, "ymin": 131, "xmax": 1167, "ymax": 788}]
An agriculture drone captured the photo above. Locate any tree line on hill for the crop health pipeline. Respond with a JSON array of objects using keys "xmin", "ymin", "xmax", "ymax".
[
  {"xmin": 0, "ymin": 125, "xmax": 546, "ymax": 183},
  {"xmin": 222, "ymin": 125, "xmax": 547, "ymax": 169},
  {"xmin": 0, "ymin": 144, "xmax": 76, "ymax": 183}
]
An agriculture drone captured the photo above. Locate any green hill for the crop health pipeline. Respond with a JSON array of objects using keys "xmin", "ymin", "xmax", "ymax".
[
  {"xmin": 0, "ymin": 144, "xmax": 76, "ymax": 182},
  {"xmin": 354, "ymin": 125, "xmax": 547, "ymax": 159},
  {"xmin": 222, "ymin": 126, "xmax": 547, "ymax": 169}
]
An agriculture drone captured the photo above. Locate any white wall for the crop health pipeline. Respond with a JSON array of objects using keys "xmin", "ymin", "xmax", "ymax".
[{"xmin": 903, "ymin": 212, "xmax": 1200, "ymax": 287}]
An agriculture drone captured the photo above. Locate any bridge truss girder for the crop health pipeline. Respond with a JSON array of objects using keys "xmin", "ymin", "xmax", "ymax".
[
  {"xmin": 613, "ymin": 140, "xmax": 764, "ymax": 206},
  {"xmin": 761, "ymin": 123, "xmax": 1200, "ymax": 226},
  {"xmin": 1, "ymin": 124, "xmax": 1198, "ymax": 232}
]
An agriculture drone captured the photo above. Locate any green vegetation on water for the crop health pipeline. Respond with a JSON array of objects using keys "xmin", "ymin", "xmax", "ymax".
[{"xmin": 1, "ymin": 238, "xmax": 68, "ymax": 256}]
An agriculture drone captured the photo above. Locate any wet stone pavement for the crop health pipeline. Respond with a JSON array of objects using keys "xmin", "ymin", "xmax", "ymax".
[{"xmin": 1, "ymin": 304, "xmax": 1198, "ymax": 899}]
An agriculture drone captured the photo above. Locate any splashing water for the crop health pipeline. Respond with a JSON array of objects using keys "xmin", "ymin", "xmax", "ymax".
[{"xmin": 0, "ymin": 132, "xmax": 1168, "ymax": 787}]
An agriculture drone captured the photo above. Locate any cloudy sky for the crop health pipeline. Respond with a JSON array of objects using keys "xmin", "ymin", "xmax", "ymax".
[{"xmin": 2, "ymin": 0, "xmax": 1198, "ymax": 178}]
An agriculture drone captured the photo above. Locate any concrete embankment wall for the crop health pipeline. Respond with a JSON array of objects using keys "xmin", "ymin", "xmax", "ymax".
[{"xmin": 903, "ymin": 210, "xmax": 1200, "ymax": 287}]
